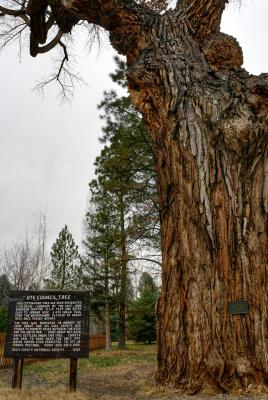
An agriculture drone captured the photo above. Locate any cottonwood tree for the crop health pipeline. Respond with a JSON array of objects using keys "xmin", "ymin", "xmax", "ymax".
[{"xmin": 1, "ymin": 0, "xmax": 268, "ymax": 393}]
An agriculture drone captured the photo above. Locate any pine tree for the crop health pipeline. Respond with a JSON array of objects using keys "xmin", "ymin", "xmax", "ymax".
[
  {"xmin": 138, "ymin": 271, "xmax": 158, "ymax": 297},
  {"xmin": 47, "ymin": 225, "xmax": 82, "ymax": 289},
  {"xmin": 83, "ymin": 189, "xmax": 120, "ymax": 351},
  {"xmin": 98, "ymin": 58, "xmax": 160, "ymax": 254},
  {"xmin": 83, "ymin": 58, "xmax": 161, "ymax": 349}
]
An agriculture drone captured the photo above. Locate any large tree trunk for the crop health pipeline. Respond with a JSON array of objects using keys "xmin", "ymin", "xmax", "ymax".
[
  {"xmin": 5, "ymin": 0, "xmax": 268, "ymax": 393},
  {"xmin": 125, "ymin": 14, "xmax": 268, "ymax": 393},
  {"xmin": 154, "ymin": 102, "xmax": 268, "ymax": 393}
]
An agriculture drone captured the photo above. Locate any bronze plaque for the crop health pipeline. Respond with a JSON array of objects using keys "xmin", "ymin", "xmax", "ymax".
[
  {"xmin": 4, "ymin": 290, "xmax": 89, "ymax": 358},
  {"xmin": 228, "ymin": 300, "xmax": 249, "ymax": 315}
]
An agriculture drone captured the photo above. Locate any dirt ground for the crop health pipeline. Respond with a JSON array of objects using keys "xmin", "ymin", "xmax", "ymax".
[{"xmin": 0, "ymin": 346, "xmax": 267, "ymax": 400}]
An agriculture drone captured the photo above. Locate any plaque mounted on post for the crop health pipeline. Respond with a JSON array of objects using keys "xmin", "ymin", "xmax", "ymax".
[{"xmin": 4, "ymin": 290, "xmax": 90, "ymax": 359}]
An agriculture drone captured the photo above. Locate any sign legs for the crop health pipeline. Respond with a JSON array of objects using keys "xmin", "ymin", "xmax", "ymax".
[
  {"xmin": 69, "ymin": 358, "xmax": 77, "ymax": 391},
  {"xmin": 12, "ymin": 358, "xmax": 24, "ymax": 389},
  {"xmin": 11, "ymin": 357, "xmax": 78, "ymax": 391}
]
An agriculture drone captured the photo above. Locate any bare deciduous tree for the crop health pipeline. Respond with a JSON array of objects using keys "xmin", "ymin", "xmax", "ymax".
[{"xmin": 0, "ymin": 214, "xmax": 49, "ymax": 290}]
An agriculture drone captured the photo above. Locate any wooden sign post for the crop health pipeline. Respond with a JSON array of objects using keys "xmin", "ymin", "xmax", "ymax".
[
  {"xmin": 12, "ymin": 357, "xmax": 24, "ymax": 389},
  {"xmin": 69, "ymin": 357, "xmax": 78, "ymax": 391},
  {"xmin": 4, "ymin": 290, "xmax": 89, "ymax": 391}
]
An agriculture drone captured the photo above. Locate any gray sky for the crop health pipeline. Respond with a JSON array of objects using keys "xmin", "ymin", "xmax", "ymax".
[{"xmin": 0, "ymin": 0, "xmax": 267, "ymax": 252}]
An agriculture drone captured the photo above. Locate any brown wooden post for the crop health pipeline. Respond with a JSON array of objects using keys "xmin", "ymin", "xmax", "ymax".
[
  {"xmin": 69, "ymin": 358, "xmax": 77, "ymax": 391},
  {"xmin": 12, "ymin": 358, "xmax": 24, "ymax": 389},
  {"xmin": 19, "ymin": 358, "xmax": 24, "ymax": 389},
  {"xmin": 12, "ymin": 358, "xmax": 19, "ymax": 389}
]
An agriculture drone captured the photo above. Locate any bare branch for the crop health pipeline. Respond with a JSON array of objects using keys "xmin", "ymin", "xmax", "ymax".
[
  {"xmin": 34, "ymin": 39, "xmax": 84, "ymax": 102},
  {"xmin": 0, "ymin": 4, "xmax": 26, "ymax": 16},
  {"xmin": 128, "ymin": 256, "xmax": 162, "ymax": 267},
  {"xmin": 0, "ymin": 1, "xmax": 29, "ymax": 25},
  {"xmin": 0, "ymin": 19, "xmax": 27, "ymax": 50}
]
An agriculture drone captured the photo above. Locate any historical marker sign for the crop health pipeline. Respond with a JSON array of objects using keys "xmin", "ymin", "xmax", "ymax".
[{"xmin": 4, "ymin": 290, "xmax": 90, "ymax": 358}]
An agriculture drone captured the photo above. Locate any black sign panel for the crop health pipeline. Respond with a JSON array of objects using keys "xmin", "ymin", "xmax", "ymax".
[
  {"xmin": 228, "ymin": 300, "xmax": 249, "ymax": 315},
  {"xmin": 4, "ymin": 291, "xmax": 89, "ymax": 358}
]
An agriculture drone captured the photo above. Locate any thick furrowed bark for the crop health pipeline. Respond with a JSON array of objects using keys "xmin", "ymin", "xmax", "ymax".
[
  {"xmin": 126, "ymin": 12, "xmax": 268, "ymax": 392},
  {"xmin": 155, "ymin": 136, "xmax": 268, "ymax": 392}
]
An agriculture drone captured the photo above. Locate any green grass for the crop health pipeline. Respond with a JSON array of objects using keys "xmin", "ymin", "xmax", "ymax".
[{"xmin": 79, "ymin": 342, "xmax": 156, "ymax": 369}]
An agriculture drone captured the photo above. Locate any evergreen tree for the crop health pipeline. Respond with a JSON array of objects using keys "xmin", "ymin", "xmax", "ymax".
[
  {"xmin": 97, "ymin": 58, "xmax": 160, "ymax": 253},
  {"xmin": 83, "ymin": 192, "xmax": 120, "ymax": 351},
  {"xmin": 47, "ymin": 225, "xmax": 82, "ymax": 289},
  {"xmin": 0, "ymin": 305, "xmax": 8, "ymax": 332},
  {"xmin": 0, "ymin": 274, "xmax": 12, "ymax": 306},
  {"xmin": 138, "ymin": 271, "xmax": 158, "ymax": 297},
  {"xmin": 129, "ymin": 273, "xmax": 158, "ymax": 344},
  {"xmin": 0, "ymin": 275, "xmax": 10, "ymax": 333}
]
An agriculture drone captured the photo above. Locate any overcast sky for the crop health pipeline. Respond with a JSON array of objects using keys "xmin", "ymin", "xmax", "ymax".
[{"xmin": 0, "ymin": 0, "xmax": 267, "ymax": 253}]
